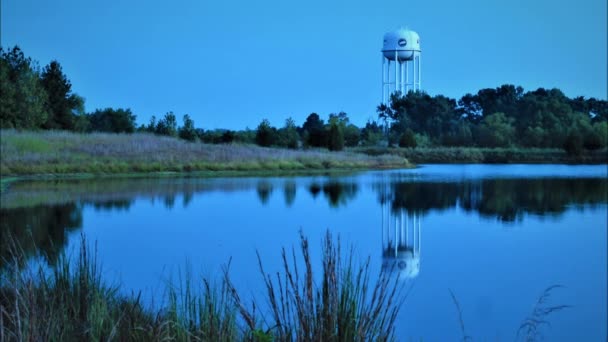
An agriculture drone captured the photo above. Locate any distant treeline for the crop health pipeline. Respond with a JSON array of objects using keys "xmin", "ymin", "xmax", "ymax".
[{"xmin": 2, "ymin": 46, "xmax": 606, "ymax": 155}]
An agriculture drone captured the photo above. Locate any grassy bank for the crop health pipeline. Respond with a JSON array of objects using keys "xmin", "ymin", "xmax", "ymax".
[
  {"xmin": 355, "ymin": 146, "xmax": 608, "ymax": 164},
  {"xmin": 0, "ymin": 130, "xmax": 411, "ymax": 177},
  {"xmin": 0, "ymin": 232, "xmax": 403, "ymax": 341}
]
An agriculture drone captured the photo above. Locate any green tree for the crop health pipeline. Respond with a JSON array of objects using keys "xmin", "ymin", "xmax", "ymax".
[
  {"xmin": 40, "ymin": 60, "xmax": 84, "ymax": 130},
  {"xmin": 256, "ymin": 119, "xmax": 277, "ymax": 147},
  {"xmin": 475, "ymin": 112, "xmax": 515, "ymax": 147},
  {"xmin": 279, "ymin": 117, "xmax": 299, "ymax": 149},
  {"xmin": 178, "ymin": 114, "xmax": 197, "ymax": 141},
  {"xmin": 383, "ymin": 91, "xmax": 459, "ymax": 145},
  {"xmin": 302, "ymin": 113, "xmax": 327, "ymax": 147},
  {"xmin": 0, "ymin": 46, "xmax": 48, "ymax": 129},
  {"xmin": 563, "ymin": 131, "xmax": 584, "ymax": 156},
  {"xmin": 329, "ymin": 112, "xmax": 359, "ymax": 147},
  {"xmin": 361, "ymin": 120, "xmax": 383, "ymax": 146},
  {"xmin": 155, "ymin": 112, "xmax": 178, "ymax": 137},
  {"xmin": 442, "ymin": 121, "xmax": 473, "ymax": 146},
  {"xmin": 327, "ymin": 116, "xmax": 344, "ymax": 151},
  {"xmin": 146, "ymin": 115, "xmax": 157, "ymax": 132},
  {"xmin": 220, "ymin": 130, "xmax": 236, "ymax": 144},
  {"xmin": 399, "ymin": 128, "xmax": 417, "ymax": 148},
  {"xmin": 592, "ymin": 121, "xmax": 608, "ymax": 148},
  {"xmin": 343, "ymin": 124, "xmax": 360, "ymax": 147},
  {"xmin": 88, "ymin": 108, "xmax": 136, "ymax": 133}
]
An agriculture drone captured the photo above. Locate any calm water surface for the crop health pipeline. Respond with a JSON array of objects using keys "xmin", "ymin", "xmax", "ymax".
[{"xmin": 1, "ymin": 164, "xmax": 607, "ymax": 341}]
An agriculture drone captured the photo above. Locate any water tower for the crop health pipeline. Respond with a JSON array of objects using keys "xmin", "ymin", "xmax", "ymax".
[
  {"xmin": 381, "ymin": 28, "xmax": 421, "ymax": 104},
  {"xmin": 381, "ymin": 207, "xmax": 422, "ymax": 280},
  {"xmin": 378, "ymin": 182, "xmax": 422, "ymax": 281}
]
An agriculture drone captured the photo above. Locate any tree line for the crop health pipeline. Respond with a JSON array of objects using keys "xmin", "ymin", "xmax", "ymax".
[
  {"xmin": 377, "ymin": 86, "xmax": 607, "ymax": 154},
  {"xmin": 2, "ymin": 46, "xmax": 606, "ymax": 154}
]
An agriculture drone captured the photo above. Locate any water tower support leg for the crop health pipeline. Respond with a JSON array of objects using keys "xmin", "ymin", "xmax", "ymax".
[
  {"xmin": 406, "ymin": 61, "xmax": 409, "ymax": 94},
  {"xmin": 382, "ymin": 57, "xmax": 386, "ymax": 104},
  {"xmin": 395, "ymin": 51, "xmax": 398, "ymax": 95},
  {"xmin": 418, "ymin": 54, "xmax": 422, "ymax": 91}
]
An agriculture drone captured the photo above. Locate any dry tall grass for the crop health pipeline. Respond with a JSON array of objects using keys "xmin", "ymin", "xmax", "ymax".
[
  {"xmin": 225, "ymin": 231, "xmax": 404, "ymax": 342},
  {"xmin": 1, "ymin": 130, "xmax": 410, "ymax": 176}
]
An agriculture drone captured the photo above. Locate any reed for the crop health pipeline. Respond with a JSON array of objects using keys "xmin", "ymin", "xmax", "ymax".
[
  {"xmin": 516, "ymin": 285, "xmax": 571, "ymax": 342},
  {"xmin": 225, "ymin": 230, "xmax": 404, "ymax": 342},
  {"xmin": 0, "ymin": 231, "xmax": 405, "ymax": 341}
]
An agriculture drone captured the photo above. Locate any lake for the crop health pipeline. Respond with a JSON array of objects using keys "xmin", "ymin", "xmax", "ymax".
[{"xmin": 1, "ymin": 164, "xmax": 606, "ymax": 340}]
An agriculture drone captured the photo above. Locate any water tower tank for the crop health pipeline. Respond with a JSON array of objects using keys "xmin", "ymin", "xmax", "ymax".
[
  {"xmin": 382, "ymin": 248, "xmax": 421, "ymax": 281},
  {"xmin": 382, "ymin": 28, "xmax": 420, "ymax": 61}
]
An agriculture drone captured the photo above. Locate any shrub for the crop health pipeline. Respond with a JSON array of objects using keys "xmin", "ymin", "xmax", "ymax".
[
  {"xmin": 399, "ymin": 129, "xmax": 417, "ymax": 148},
  {"xmin": 563, "ymin": 131, "xmax": 583, "ymax": 156}
]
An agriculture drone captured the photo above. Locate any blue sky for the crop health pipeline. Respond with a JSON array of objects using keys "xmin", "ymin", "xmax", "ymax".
[{"xmin": 2, "ymin": 0, "xmax": 606, "ymax": 129}]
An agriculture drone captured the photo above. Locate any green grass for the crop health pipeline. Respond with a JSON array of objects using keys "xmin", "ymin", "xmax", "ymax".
[
  {"xmin": 0, "ymin": 130, "xmax": 412, "ymax": 178},
  {"xmin": 355, "ymin": 146, "xmax": 608, "ymax": 164}
]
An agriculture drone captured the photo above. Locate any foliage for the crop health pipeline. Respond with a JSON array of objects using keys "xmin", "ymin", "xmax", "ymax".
[
  {"xmin": 155, "ymin": 112, "xmax": 178, "ymax": 137},
  {"xmin": 87, "ymin": 108, "xmax": 136, "ymax": 133},
  {"xmin": 399, "ymin": 128, "xmax": 417, "ymax": 148},
  {"xmin": 40, "ymin": 60, "xmax": 84, "ymax": 130},
  {"xmin": 302, "ymin": 113, "xmax": 327, "ymax": 148},
  {"xmin": 255, "ymin": 119, "xmax": 277, "ymax": 147},
  {"xmin": 178, "ymin": 114, "xmax": 197, "ymax": 142},
  {"xmin": 563, "ymin": 131, "xmax": 584, "ymax": 156},
  {"xmin": 380, "ymin": 85, "xmax": 607, "ymax": 150},
  {"xmin": 328, "ymin": 116, "xmax": 345, "ymax": 151},
  {"xmin": 474, "ymin": 112, "xmax": 516, "ymax": 148},
  {"xmin": 0, "ymin": 46, "xmax": 49, "ymax": 129},
  {"xmin": 278, "ymin": 117, "xmax": 299, "ymax": 149},
  {"xmin": 361, "ymin": 120, "xmax": 384, "ymax": 146},
  {"xmin": 343, "ymin": 123, "xmax": 360, "ymax": 147}
]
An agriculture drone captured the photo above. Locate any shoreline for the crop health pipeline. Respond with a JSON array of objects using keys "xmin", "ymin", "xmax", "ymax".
[
  {"xmin": 0, "ymin": 130, "xmax": 412, "ymax": 190},
  {"xmin": 355, "ymin": 146, "xmax": 608, "ymax": 164},
  {"xmin": 0, "ymin": 166, "xmax": 408, "ymax": 194}
]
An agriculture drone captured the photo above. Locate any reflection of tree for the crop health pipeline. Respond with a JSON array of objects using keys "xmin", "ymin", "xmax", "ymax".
[
  {"xmin": 465, "ymin": 178, "xmax": 607, "ymax": 221},
  {"xmin": 0, "ymin": 204, "xmax": 82, "ymax": 267},
  {"xmin": 283, "ymin": 181, "xmax": 296, "ymax": 207},
  {"xmin": 91, "ymin": 200, "xmax": 132, "ymax": 211},
  {"xmin": 384, "ymin": 178, "xmax": 607, "ymax": 222},
  {"xmin": 183, "ymin": 191, "xmax": 193, "ymax": 208},
  {"xmin": 322, "ymin": 182, "xmax": 358, "ymax": 208},
  {"xmin": 164, "ymin": 195, "xmax": 176, "ymax": 209},
  {"xmin": 257, "ymin": 181, "xmax": 273, "ymax": 205},
  {"xmin": 308, "ymin": 183, "xmax": 321, "ymax": 198},
  {"xmin": 390, "ymin": 182, "xmax": 460, "ymax": 215}
]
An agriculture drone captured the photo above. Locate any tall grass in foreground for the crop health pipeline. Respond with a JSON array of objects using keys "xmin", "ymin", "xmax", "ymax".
[
  {"xmin": 0, "ymin": 232, "xmax": 404, "ymax": 341},
  {"xmin": 448, "ymin": 286, "xmax": 571, "ymax": 342},
  {"xmin": 225, "ymin": 231, "xmax": 403, "ymax": 341},
  {"xmin": 516, "ymin": 285, "xmax": 571, "ymax": 342}
]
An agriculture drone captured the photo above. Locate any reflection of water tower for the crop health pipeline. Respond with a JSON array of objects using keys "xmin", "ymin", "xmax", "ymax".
[
  {"xmin": 381, "ymin": 28, "xmax": 421, "ymax": 104},
  {"xmin": 381, "ymin": 201, "xmax": 422, "ymax": 280}
]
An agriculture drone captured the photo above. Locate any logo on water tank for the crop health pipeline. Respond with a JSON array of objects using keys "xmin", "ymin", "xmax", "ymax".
[{"xmin": 398, "ymin": 39, "xmax": 407, "ymax": 47}]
